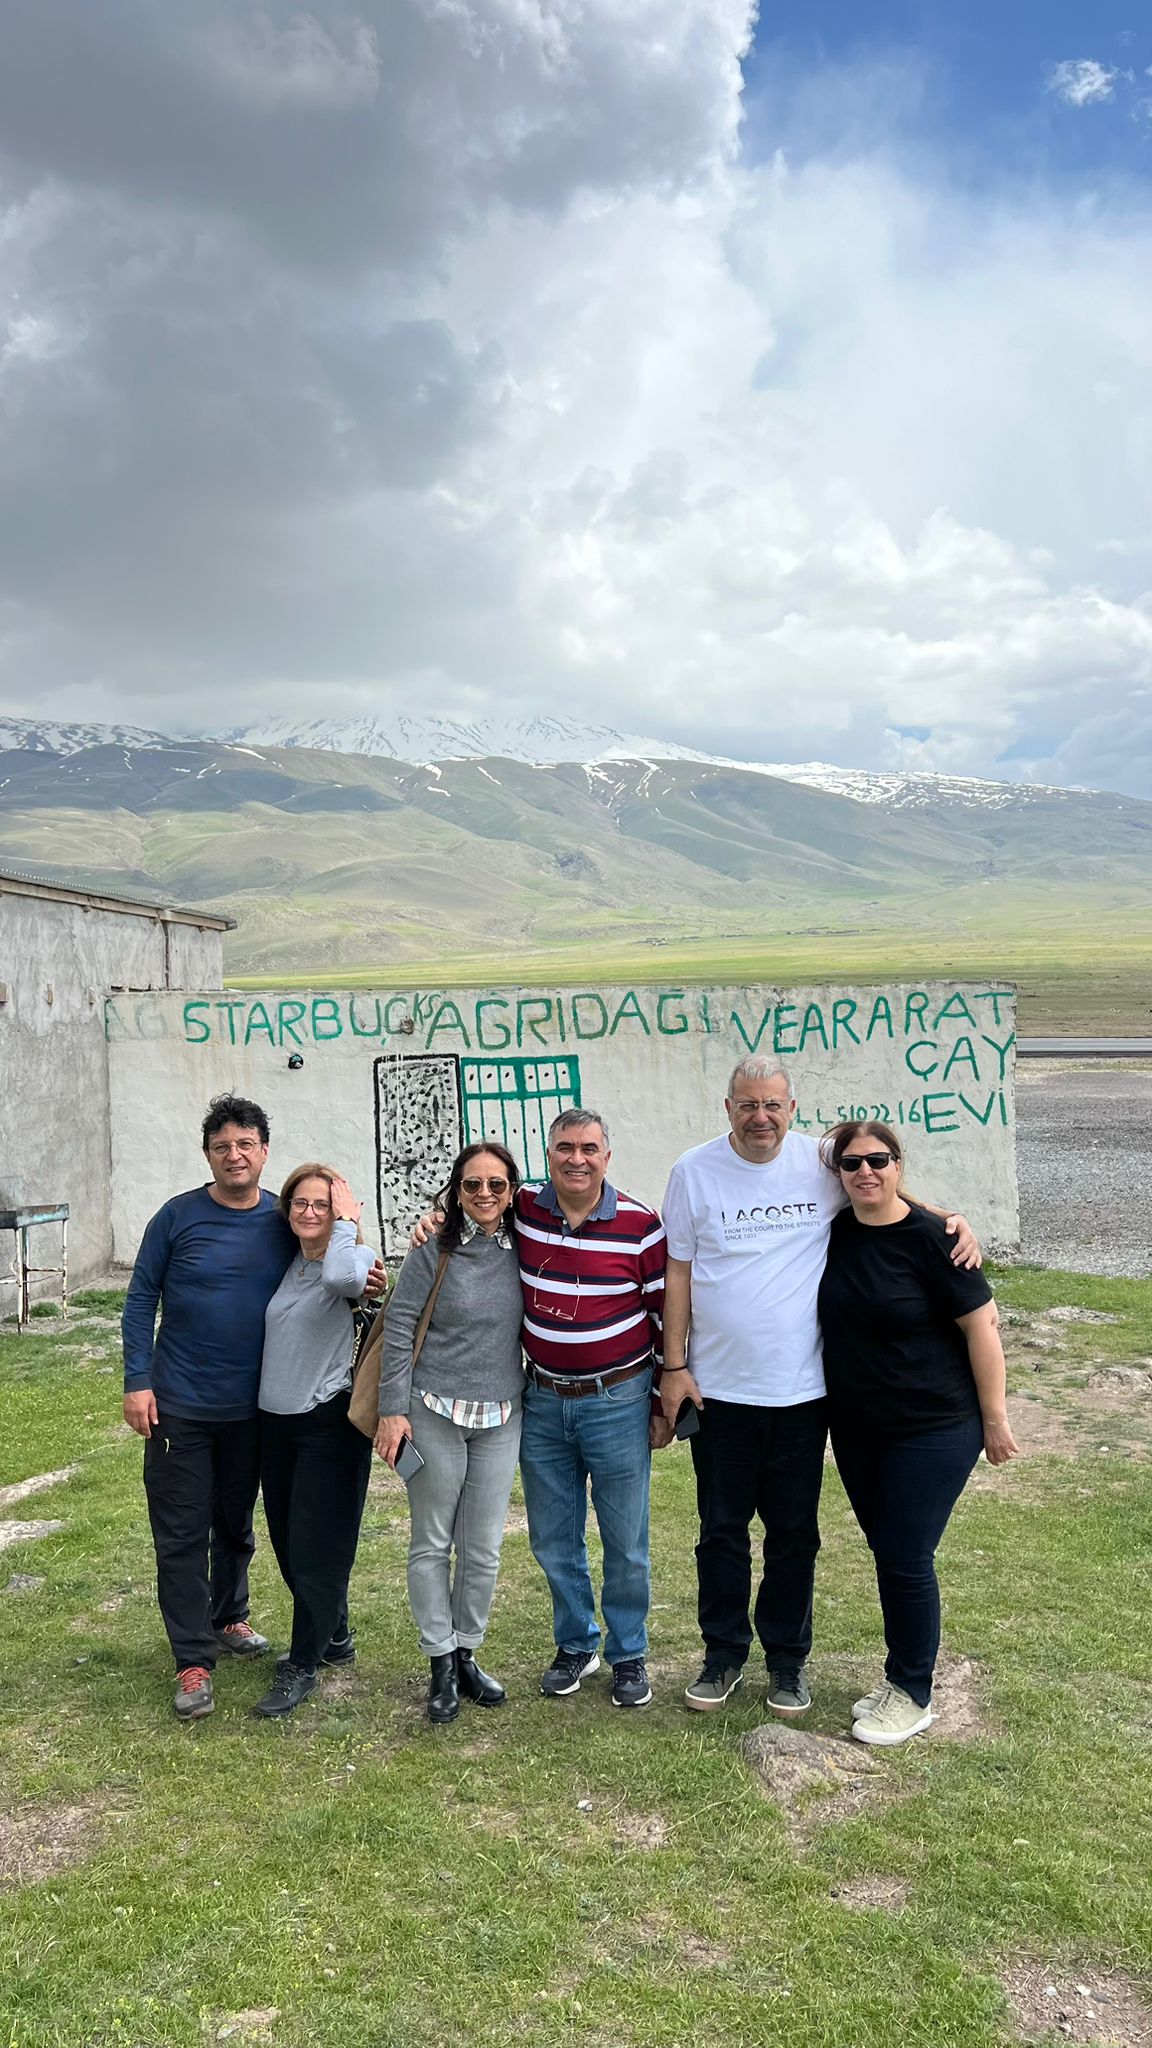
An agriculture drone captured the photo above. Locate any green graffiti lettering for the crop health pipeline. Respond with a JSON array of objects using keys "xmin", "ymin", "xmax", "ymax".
[
  {"xmin": 311, "ymin": 998, "xmax": 343, "ymax": 1041},
  {"xmin": 999, "ymin": 1090, "xmax": 1009, "ymax": 1126},
  {"xmin": 475, "ymin": 998, "xmax": 511, "ymax": 1050},
  {"xmin": 905, "ymin": 1039, "xmax": 939, "ymax": 1080},
  {"xmin": 932, "ymin": 990, "xmax": 977, "ymax": 1030},
  {"xmin": 554, "ymin": 998, "xmax": 567, "ymax": 1043},
  {"xmin": 865, "ymin": 995, "xmax": 894, "ymax": 1041},
  {"xmin": 571, "ymin": 993, "xmax": 608, "ymax": 1040},
  {"xmin": 277, "ymin": 1000, "xmax": 307, "ymax": 1046},
  {"xmin": 773, "ymin": 1004, "xmax": 799, "ymax": 1055},
  {"xmin": 516, "ymin": 997, "xmax": 553, "ymax": 1047},
  {"xmin": 904, "ymin": 991, "xmax": 929, "ymax": 1034},
  {"xmin": 243, "ymin": 1001, "xmax": 275, "ymax": 1047},
  {"xmin": 831, "ymin": 998, "xmax": 859, "ymax": 1047},
  {"xmin": 183, "ymin": 999, "xmax": 211, "ymax": 1044},
  {"xmin": 656, "ymin": 991, "xmax": 689, "ymax": 1035},
  {"xmin": 981, "ymin": 1031, "xmax": 1016, "ymax": 1082},
  {"xmin": 426, "ymin": 999, "xmax": 471, "ymax": 1048},
  {"xmin": 349, "ymin": 995, "xmax": 382, "ymax": 1039},
  {"xmin": 973, "ymin": 990, "xmax": 1014, "ymax": 1027},
  {"xmin": 958, "ymin": 1090, "xmax": 997, "ymax": 1125},
  {"xmin": 383, "ymin": 996, "xmax": 413, "ymax": 1037},
  {"xmin": 610, "ymin": 990, "xmax": 651, "ymax": 1036},
  {"xmin": 731, "ymin": 1003, "xmax": 772, "ymax": 1054},
  {"xmin": 798, "ymin": 1002, "xmax": 829, "ymax": 1052},
  {"xmin": 922, "ymin": 1091, "xmax": 960, "ymax": 1133},
  {"xmin": 215, "ymin": 998, "xmax": 245, "ymax": 1045},
  {"xmin": 941, "ymin": 1035, "xmax": 981, "ymax": 1083},
  {"xmin": 699, "ymin": 992, "xmax": 713, "ymax": 1033}
]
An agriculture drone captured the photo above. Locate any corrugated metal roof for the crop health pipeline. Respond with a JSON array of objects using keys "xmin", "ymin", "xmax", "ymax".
[{"xmin": 0, "ymin": 859, "xmax": 236, "ymax": 929}]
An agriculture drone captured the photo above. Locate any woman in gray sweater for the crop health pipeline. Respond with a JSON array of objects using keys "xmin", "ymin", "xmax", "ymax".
[
  {"xmin": 255, "ymin": 1163, "xmax": 376, "ymax": 1719},
  {"xmin": 376, "ymin": 1142, "xmax": 525, "ymax": 1724}
]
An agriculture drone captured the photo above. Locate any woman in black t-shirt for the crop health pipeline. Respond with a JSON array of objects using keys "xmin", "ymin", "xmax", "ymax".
[{"xmin": 817, "ymin": 1120, "xmax": 1018, "ymax": 1748}]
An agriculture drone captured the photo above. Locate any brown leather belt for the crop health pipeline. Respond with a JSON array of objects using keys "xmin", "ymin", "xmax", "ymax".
[{"xmin": 524, "ymin": 1358, "xmax": 651, "ymax": 1400}]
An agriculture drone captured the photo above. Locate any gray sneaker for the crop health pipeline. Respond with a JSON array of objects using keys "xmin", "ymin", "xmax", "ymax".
[
  {"xmin": 852, "ymin": 1681, "xmax": 886, "ymax": 1720},
  {"xmin": 852, "ymin": 1684, "xmax": 933, "ymax": 1747},
  {"xmin": 174, "ymin": 1666, "xmax": 214, "ymax": 1720},
  {"xmin": 685, "ymin": 1661, "xmax": 744, "ymax": 1711},
  {"xmin": 767, "ymin": 1666, "xmax": 811, "ymax": 1715}
]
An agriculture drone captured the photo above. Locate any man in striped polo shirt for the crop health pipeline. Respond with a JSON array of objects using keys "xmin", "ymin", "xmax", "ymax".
[{"xmin": 519, "ymin": 1108, "xmax": 670, "ymax": 1709}]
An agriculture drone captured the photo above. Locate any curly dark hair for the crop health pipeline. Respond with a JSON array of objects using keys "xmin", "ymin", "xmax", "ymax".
[
  {"xmin": 436, "ymin": 1141, "xmax": 521, "ymax": 1253},
  {"xmin": 201, "ymin": 1093, "xmax": 270, "ymax": 1151}
]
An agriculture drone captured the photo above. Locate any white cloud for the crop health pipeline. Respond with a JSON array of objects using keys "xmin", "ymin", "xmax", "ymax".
[
  {"xmin": 0, "ymin": 5, "xmax": 1151, "ymax": 794},
  {"xmin": 1046, "ymin": 59, "xmax": 1118, "ymax": 107}
]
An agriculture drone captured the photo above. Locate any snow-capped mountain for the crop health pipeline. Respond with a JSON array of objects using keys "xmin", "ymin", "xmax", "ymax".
[
  {"xmin": 0, "ymin": 711, "xmax": 1107, "ymax": 811},
  {"xmin": 0, "ymin": 716, "xmax": 171, "ymax": 755},
  {"xmin": 218, "ymin": 713, "xmax": 721, "ymax": 768}
]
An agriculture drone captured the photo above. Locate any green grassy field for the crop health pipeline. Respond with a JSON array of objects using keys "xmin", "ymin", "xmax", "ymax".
[
  {"xmin": 231, "ymin": 891, "xmax": 1152, "ymax": 1036},
  {"xmin": 2, "ymin": 1274, "xmax": 1150, "ymax": 2048}
]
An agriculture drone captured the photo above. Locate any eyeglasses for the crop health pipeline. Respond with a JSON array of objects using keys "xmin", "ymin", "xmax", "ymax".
[
  {"xmin": 461, "ymin": 1176, "xmax": 510, "ymax": 1194},
  {"xmin": 528, "ymin": 1253, "xmax": 582, "ymax": 1323},
  {"xmin": 839, "ymin": 1153, "xmax": 895, "ymax": 1173},
  {"xmin": 290, "ymin": 1197, "xmax": 332, "ymax": 1214}
]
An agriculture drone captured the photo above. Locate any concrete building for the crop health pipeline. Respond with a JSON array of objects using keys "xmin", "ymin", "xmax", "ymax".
[{"xmin": 0, "ymin": 867, "xmax": 232, "ymax": 1311}]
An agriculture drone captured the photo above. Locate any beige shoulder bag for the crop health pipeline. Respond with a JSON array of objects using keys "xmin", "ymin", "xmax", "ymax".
[{"xmin": 347, "ymin": 1249, "xmax": 451, "ymax": 1439}]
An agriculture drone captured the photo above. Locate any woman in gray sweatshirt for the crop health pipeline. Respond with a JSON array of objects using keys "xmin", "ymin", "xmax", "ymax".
[
  {"xmin": 254, "ymin": 1163, "xmax": 377, "ymax": 1718},
  {"xmin": 376, "ymin": 1142, "xmax": 525, "ymax": 1725}
]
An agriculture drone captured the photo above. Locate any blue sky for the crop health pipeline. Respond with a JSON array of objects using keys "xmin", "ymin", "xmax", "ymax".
[
  {"xmin": 0, "ymin": 1, "xmax": 1150, "ymax": 795},
  {"xmin": 744, "ymin": 0, "xmax": 1151, "ymax": 184}
]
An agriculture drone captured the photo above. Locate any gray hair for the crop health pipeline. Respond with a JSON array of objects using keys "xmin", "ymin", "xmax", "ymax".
[
  {"xmin": 727, "ymin": 1055, "xmax": 793, "ymax": 1099},
  {"xmin": 548, "ymin": 1106, "xmax": 610, "ymax": 1148}
]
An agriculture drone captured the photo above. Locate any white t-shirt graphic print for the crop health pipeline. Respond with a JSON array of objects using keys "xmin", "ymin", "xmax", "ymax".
[{"xmin": 662, "ymin": 1131, "xmax": 846, "ymax": 1407}]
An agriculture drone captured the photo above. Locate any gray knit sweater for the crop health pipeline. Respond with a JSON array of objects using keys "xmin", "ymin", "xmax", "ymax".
[
  {"xmin": 259, "ymin": 1219, "xmax": 375, "ymax": 1415},
  {"xmin": 378, "ymin": 1229, "xmax": 525, "ymax": 1416}
]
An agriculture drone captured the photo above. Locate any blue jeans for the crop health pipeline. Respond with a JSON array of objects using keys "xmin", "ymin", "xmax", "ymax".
[
  {"xmin": 830, "ymin": 1411, "xmax": 984, "ymax": 1707},
  {"xmin": 520, "ymin": 1369, "xmax": 652, "ymax": 1667}
]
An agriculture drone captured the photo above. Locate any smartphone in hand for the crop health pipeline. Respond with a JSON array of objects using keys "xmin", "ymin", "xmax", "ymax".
[
  {"xmin": 394, "ymin": 1436, "xmax": 426, "ymax": 1483},
  {"xmin": 674, "ymin": 1398, "xmax": 701, "ymax": 1442}
]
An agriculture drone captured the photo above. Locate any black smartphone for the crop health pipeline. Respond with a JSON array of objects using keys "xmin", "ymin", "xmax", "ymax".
[
  {"xmin": 674, "ymin": 1398, "xmax": 701, "ymax": 1441},
  {"xmin": 394, "ymin": 1437, "xmax": 426, "ymax": 1482}
]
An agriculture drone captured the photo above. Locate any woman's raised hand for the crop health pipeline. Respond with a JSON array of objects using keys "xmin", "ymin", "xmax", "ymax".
[
  {"xmin": 329, "ymin": 1175, "xmax": 363, "ymax": 1224},
  {"xmin": 374, "ymin": 1414, "xmax": 413, "ymax": 1467}
]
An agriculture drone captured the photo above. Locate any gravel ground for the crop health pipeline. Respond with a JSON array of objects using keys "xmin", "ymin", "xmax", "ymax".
[{"xmin": 1016, "ymin": 1064, "xmax": 1152, "ymax": 1277}]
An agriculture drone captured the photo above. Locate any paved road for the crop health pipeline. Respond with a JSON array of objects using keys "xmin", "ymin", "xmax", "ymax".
[{"xmin": 1015, "ymin": 1065, "xmax": 1152, "ymax": 1277}]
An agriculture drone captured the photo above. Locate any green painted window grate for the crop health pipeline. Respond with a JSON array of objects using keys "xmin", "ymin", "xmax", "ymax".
[{"xmin": 459, "ymin": 1058, "xmax": 582, "ymax": 1181}]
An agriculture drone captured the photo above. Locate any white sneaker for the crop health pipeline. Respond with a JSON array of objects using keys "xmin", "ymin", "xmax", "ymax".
[
  {"xmin": 851, "ymin": 1684, "xmax": 933, "ymax": 1747},
  {"xmin": 852, "ymin": 1682, "xmax": 886, "ymax": 1720}
]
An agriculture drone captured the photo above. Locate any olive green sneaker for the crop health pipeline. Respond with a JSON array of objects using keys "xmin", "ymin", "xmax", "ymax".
[
  {"xmin": 684, "ymin": 1661, "xmax": 744, "ymax": 1711},
  {"xmin": 766, "ymin": 1666, "xmax": 811, "ymax": 1715},
  {"xmin": 852, "ymin": 1684, "xmax": 933, "ymax": 1747},
  {"xmin": 852, "ymin": 1682, "xmax": 887, "ymax": 1720}
]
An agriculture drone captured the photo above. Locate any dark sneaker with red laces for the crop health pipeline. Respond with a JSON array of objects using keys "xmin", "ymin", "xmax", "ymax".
[
  {"xmin": 214, "ymin": 1620, "xmax": 269, "ymax": 1658},
  {"xmin": 611, "ymin": 1658, "xmax": 653, "ymax": 1709},
  {"xmin": 174, "ymin": 1666, "xmax": 214, "ymax": 1720}
]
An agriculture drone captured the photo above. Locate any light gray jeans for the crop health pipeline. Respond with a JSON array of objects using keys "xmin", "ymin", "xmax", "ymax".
[{"xmin": 406, "ymin": 1400, "xmax": 523, "ymax": 1657}]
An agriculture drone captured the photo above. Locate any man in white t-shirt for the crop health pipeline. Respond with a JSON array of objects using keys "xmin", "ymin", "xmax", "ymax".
[{"xmin": 660, "ymin": 1054, "xmax": 974, "ymax": 1716}]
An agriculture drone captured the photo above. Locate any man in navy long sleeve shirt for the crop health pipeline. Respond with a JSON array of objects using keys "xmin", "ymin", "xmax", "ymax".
[{"xmin": 124, "ymin": 1093, "xmax": 357, "ymax": 1720}]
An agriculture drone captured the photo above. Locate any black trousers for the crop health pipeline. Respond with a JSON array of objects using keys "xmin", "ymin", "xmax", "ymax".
[
  {"xmin": 259, "ymin": 1392, "xmax": 373, "ymax": 1671},
  {"xmin": 690, "ymin": 1395, "xmax": 828, "ymax": 1670},
  {"xmin": 830, "ymin": 1411, "xmax": 983, "ymax": 1707},
  {"xmin": 143, "ymin": 1411, "xmax": 261, "ymax": 1673}
]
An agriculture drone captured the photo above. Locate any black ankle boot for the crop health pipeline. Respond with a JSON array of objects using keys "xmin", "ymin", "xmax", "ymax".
[
  {"xmin": 427, "ymin": 1653, "xmax": 459, "ymax": 1724},
  {"xmin": 455, "ymin": 1647, "xmax": 506, "ymax": 1707}
]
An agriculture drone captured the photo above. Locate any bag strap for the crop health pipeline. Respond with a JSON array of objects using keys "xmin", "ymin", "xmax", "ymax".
[{"xmin": 411, "ymin": 1249, "xmax": 451, "ymax": 1368}]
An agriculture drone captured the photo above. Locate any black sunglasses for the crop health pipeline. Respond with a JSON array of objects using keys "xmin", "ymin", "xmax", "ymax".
[
  {"xmin": 839, "ymin": 1152, "xmax": 896, "ymax": 1173},
  {"xmin": 461, "ymin": 1175, "xmax": 510, "ymax": 1194}
]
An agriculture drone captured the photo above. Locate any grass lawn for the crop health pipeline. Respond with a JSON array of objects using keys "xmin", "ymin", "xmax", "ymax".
[
  {"xmin": 228, "ymin": 894, "xmax": 1152, "ymax": 1036},
  {"xmin": 2, "ymin": 1274, "xmax": 1150, "ymax": 2048}
]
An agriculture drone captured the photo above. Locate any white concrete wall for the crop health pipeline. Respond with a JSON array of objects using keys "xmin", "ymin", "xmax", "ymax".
[
  {"xmin": 107, "ymin": 980, "xmax": 1019, "ymax": 1259},
  {"xmin": 0, "ymin": 893, "xmax": 224, "ymax": 1306}
]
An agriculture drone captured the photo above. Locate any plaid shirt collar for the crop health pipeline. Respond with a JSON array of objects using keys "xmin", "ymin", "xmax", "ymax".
[{"xmin": 459, "ymin": 1212, "xmax": 513, "ymax": 1250}]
